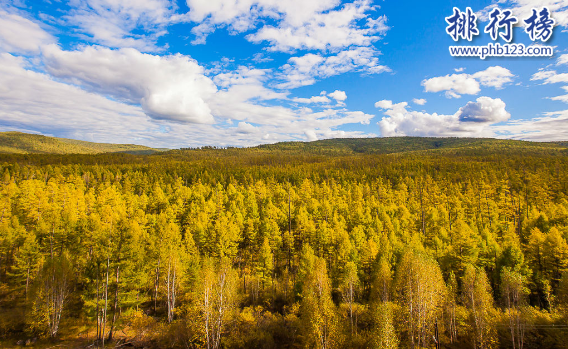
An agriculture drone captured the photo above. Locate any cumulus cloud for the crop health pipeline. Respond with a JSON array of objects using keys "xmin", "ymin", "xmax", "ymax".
[
  {"xmin": 376, "ymin": 96, "xmax": 510, "ymax": 137},
  {"xmin": 305, "ymin": 129, "xmax": 318, "ymax": 141},
  {"xmin": 65, "ymin": 0, "xmax": 175, "ymax": 51},
  {"xmin": 457, "ymin": 97, "xmax": 511, "ymax": 123},
  {"xmin": 185, "ymin": 0, "xmax": 387, "ymax": 52},
  {"xmin": 236, "ymin": 121, "xmax": 257, "ymax": 133},
  {"xmin": 209, "ymin": 66, "xmax": 297, "ymax": 125},
  {"xmin": 277, "ymin": 46, "xmax": 389, "ymax": 89},
  {"xmin": 0, "ymin": 52, "xmax": 153, "ymax": 143},
  {"xmin": 412, "ymin": 98, "xmax": 426, "ymax": 105},
  {"xmin": 185, "ymin": 0, "xmax": 339, "ymax": 28},
  {"xmin": 247, "ymin": 1, "xmax": 387, "ymax": 52},
  {"xmin": 196, "ymin": 65, "xmax": 376, "ymax": 141},
  {"xmin": 42, "ymin": 45, "xmax": 217, "ymax": 123},
  {"xmin": 473, "ymin": 66, "xmax": 515, "ymax": 89},
  {"xmin": 328, "ymin": 90, "xmax": 347, "ymax": 102},
  {"xmin": 422, "ymin": 74, "xmax": 480, "ymax": 98},
  {"xmin": 0, "ymin": 10, "xmax": 55, "ymax": 54},
  {"xmin": 0, "ymin": 2, "xmax": 387, "ymax": 148},
  {"xmin": 0, "ymin": 52, "xmax": 378, "ymax": 148},
  {"xmin": 292, "ymin": 90, "xmax": 347, "ymax": 105},
  {"xmin": 185, "ymin": 0, "xmax": 390, "ymax": 89},
  {"xmin": 422, "ymin": 66, "xmax": 514, "ymax": 98}
]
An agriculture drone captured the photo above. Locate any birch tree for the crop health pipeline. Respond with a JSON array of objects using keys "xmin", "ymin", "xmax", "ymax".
[{"xmin": 29, "ymin": 255, "xmax": 72, "ymax": 338}]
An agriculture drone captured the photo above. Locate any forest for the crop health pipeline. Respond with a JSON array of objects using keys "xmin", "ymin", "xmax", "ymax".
[{"xmin": 0, "ymin": 137, "xmax": 568, "ymax": 348}]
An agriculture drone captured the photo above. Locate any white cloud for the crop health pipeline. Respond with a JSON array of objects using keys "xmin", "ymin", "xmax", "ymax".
[
  {"xmin": 493, "ymin": 110, "xmax": 568, "ymax": 141},
  {"xmin": 472, "ymin": 66, "xmax": 515, "ymax": 89},
  {"xmin": 185, "ymin": 0, "xmax": 387, "ymax": 52},
  {"xmin": 293, "ymin": 95, "xmax": 331, "ymax": 104},
  {"xmin": 328, "ymin": 90, "xmax": 347, "ymax": 102},
  {"xmin": 412, "ymin": 98, "xmax": 426, "ymax": 105},
  {"xmin": 305, "ymin": 129, "xmax": 318, "ymax": 141},
  {"xmin": 422, "ymin": 74, "xmax": 480, "ymax": 98},
  {"xmin": 185, "ymin": 0, "xmax": 340, "ymax": 28},
  {"xmin": 0, "ymin": 10, "xmax": 55, "ymax": 54},
  {"xmin": 277, "ymin": 46, "xmax": 389, "ymax": 89},
  {"xmin": 247, "ymin": 0, "xmax": 387, "ymax": 52},
  {"xmin": 550, "ymin": 94, "xmax": 568, "ymax": 103},
  {"xmin": 558, "ymin": 54, "xmax": 568, "ymax": 66},
  {"xmin": 454, "ymin": 67, "xmax": 465, "ymax": 72},
  {"xmin": 531, "ymin": 69, "xmax": 568, "ymax": 84},
  {"xmin": 0, "ymin": 52, "xmax": 378, "ymax": 148},
  {"xmin": 548, "ymin": 86, "xmax": 568, "ymax": 103},
  {"xmin": 42, "ymin": 45, "xmax": 217, "ymax": 123},
  {"xmin": 374, "ymin": 100, "xmax": 394, "ymax": 109},
  {"xmin": 0, "ymin": 52, "xmax": 152, "ymax": 143},
  {"xmin": 422, "ymin": 66, "xmax": 514, "ymax": 98},
  {"xmin": 209, "ymin": 66, "xmax": 296, "ymax": 125},
  {"xmin": 65, "ymin": 0, "xmax": 175, "ymax": 51},
  {"xmin": 457, "ymin": 96, "xmax": 510, "ymax": 123},
  {"xmin": 0, "ymin": 3, "xmax": 387, "ymax": 147},
  {"xmin": 376, "ymin": 96, "xmax": 510, "ymax": 137},
  {"xmin": 197, "ymin": 65, "xmax": 376, "ymax": 141},
  {"xmin": 252, "ymin": 52, "xmax": 273, "ymax": 63},
  {"xmin": 236, "ymin": 121, "xmax": 257, "ymax": 133},
  {"xmin": 532, "ymin": 69, "xmax": 568, "ymax": 104}
]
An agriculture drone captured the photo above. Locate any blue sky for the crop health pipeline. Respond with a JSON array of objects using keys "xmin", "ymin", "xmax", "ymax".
[{"xmin": 0, "ymin": 0, "xmax": 567, "ymax": 148}]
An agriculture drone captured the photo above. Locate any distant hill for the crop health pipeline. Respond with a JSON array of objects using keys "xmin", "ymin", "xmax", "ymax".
[
  {"xmin": 254, "ymin": 137, "xmax": 568, "ymax": 156},
  {"xmin": 0, "ymin": 132, "xmax": 164, "ymax": 155},
  {"xmin": 1, "ymin": 132, "xmax": 566, "ymax": 157}
]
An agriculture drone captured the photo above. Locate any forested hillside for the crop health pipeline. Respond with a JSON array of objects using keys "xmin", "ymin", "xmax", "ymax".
[
  {"xmin": 254, "ymin": 137, "xmax": 567, "ymax": 155},
  {"xmin": 0, "ymin": 132, "xmax": 163, "ymax": 155},
  {"xmin": 0, "ymin": 139, "xmax": 568, "ymax": 348}
]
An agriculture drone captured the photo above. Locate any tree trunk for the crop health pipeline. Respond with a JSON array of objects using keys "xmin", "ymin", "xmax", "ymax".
[
  {"xmin": 108, "ymin": 264, "xmax": 120, "ymax": 341},
  {"xmin": 96, "ymin": 264, "xmax": 100, "ymax": 345},
  {"xmin": 154, "ymin": 258, "xmax": 160, "ymax": 314},
  {"xmin": 25, "ymin": 266, "xmax": 30, "ymax": 299},
  {"xmin": 102, "ymin": 257, "xmax": 109, "ymax": 348}
]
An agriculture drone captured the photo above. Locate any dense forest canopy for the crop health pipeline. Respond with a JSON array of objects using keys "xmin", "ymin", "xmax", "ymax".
[{"xmin": 0, "ymin": 137, "xmax": 568, "ymax": 348}]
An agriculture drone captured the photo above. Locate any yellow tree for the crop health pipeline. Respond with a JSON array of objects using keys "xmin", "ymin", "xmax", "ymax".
[
  {"xmin": 370, "ymin": 302, "xmax": 398, "ymax": 349},
  {"xmin": 340, "ymin": 261, "xmax": 360, "ymax": 336},
  {"xmin": 373, "ymin": 256, "xmax": 392, "ymax": 303},
  {"xmin": 501, "ymin": 267, "xmax": 528, "ymax": 349},
  {"xmin": 462, "ymin": 265, "xmax": 497, "ymax": 349},
  {"xmin": 28, "ymin": 254, "xmax": 73, "ymax": 338},
  {"xmin": 198, "ymin": 258, "xmax": 238, "ymax": 349},
  {"xmin": 301, "ymin": 258, "xmax": 339, "ymax": 349},
  {"xmin": 394, "ymin": 250, "xmax": 446, "ymax": 348}
]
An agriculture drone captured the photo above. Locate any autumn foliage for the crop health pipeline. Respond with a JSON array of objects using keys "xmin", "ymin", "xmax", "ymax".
[{"xmin": 0, "ymin": 139, "xmax": 567, "ymax": 348}]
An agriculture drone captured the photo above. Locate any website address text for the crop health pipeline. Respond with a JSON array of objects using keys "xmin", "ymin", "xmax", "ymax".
[{"xmin": 449, "ymin": 43, "xmax": 553, "ymax": 59}]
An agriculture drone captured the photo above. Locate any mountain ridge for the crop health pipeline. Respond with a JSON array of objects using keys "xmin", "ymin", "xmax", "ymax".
[
  {"xmin": 1, "ymin": 131, "xmax": 567, "ymax": 156},
  {"xmin": 0, "ymin": 131, "xmax": 165, "ymax": 155}
]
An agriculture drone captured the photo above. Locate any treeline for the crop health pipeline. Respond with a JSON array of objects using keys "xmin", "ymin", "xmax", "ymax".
[{"xmin": 0, "ymin": 149, "xmax": 567, "ymax": 348}]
